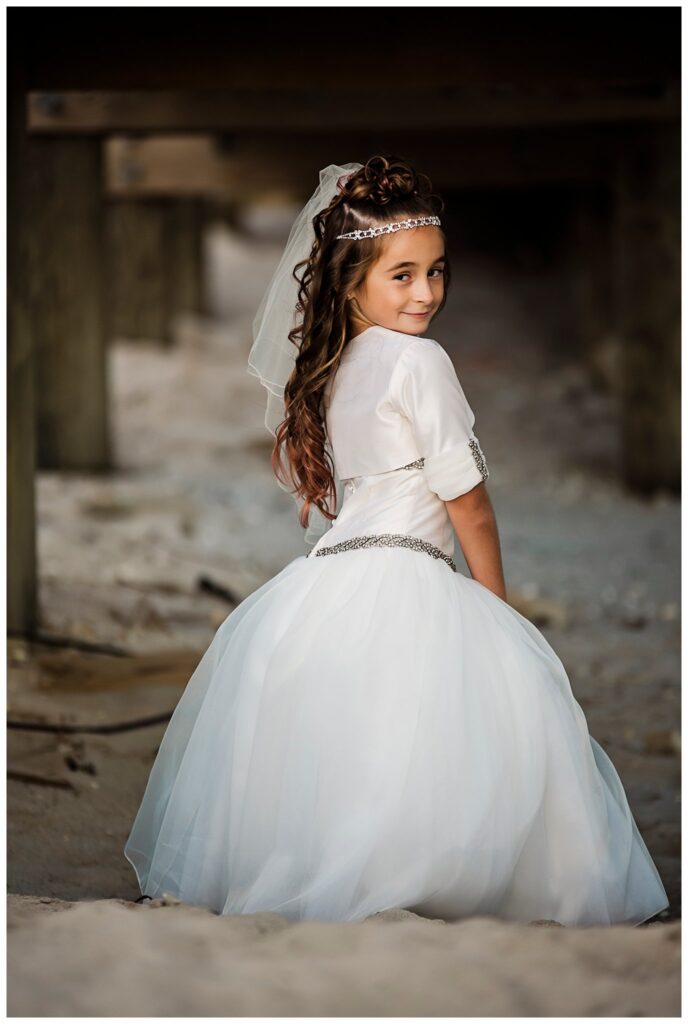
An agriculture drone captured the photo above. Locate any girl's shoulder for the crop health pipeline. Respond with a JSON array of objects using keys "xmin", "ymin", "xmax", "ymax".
[
  {"xmin": 387, "ymin": 332, "xmax": 453, "ymax": 377},
  {"xmin": 354, "ymin": 324, "xmax": 445, "ymax": 361}
]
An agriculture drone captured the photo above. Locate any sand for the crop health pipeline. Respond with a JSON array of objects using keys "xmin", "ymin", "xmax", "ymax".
[{"xmin": 7, "ymin": 896, "xmax": 680, "ymax": 1016}]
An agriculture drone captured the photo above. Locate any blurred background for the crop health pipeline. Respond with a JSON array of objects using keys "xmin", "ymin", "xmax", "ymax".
[{"xmin": 6, "ymin": 7, "xmax": 681, "ymax": 1015}]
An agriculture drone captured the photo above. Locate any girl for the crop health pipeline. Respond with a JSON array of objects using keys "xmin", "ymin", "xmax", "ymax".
[{"xmin": 124, "ymin": 155, "xmax": 669, "ymax": 926}]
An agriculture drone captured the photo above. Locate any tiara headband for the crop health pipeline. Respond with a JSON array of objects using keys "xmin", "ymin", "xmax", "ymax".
[{"xmin": 336, "ymin": 215, "xmax": 441, "ymax": 241}]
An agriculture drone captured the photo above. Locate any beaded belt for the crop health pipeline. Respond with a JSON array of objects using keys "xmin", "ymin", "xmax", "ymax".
[{"xmin": 309, "ymin": 532, "xmax": 457, "ymax": 572}]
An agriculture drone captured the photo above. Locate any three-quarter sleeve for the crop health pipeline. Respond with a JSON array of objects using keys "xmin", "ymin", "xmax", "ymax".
[{"xmin": 390, "ymin": 338, "xmax": 489, "ymax": 500}]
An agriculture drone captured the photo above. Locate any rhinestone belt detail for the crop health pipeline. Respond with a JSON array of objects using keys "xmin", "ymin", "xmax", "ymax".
[{"xmin": 310, "ymin": 533, "xmax": 457, "ymax": 572}]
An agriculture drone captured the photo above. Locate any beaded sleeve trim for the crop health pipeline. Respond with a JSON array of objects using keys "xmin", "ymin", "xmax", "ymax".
[
  {"xmin": 309, "ymin": 532, "xmax": 457, "ymax": 572},
  {"xmin": 400, "ymin": 440, "xmax": 489, "ymax": 482},
  {"xmin": 468, "ymin": 437, "xmax": 489, "ymax": 480}
]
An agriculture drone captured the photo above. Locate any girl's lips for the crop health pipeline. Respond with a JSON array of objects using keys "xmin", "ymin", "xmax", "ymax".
[{"xmin": 405, "ymin": 311, "xmax": 431, "ymax": 318}]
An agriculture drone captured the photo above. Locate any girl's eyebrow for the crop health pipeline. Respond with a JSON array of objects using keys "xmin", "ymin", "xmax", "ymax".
[{"xmin": 386, "ymin": 256, "xmax": 447, "ymax": 272}]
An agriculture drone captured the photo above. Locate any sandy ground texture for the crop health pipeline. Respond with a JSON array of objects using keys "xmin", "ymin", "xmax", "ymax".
[
  {"xmin": 7, "ymin": 897, "xmax": 680, "ymax": 1017},
  {"xmin": 7, "ymin": 241, "xmax": 681, "ymax": 1016}
]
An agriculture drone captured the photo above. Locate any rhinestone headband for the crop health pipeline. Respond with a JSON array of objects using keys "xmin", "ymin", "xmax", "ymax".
[{"xmin": 336, "ymin": 215, "xmax": 441, "ymax": 241}]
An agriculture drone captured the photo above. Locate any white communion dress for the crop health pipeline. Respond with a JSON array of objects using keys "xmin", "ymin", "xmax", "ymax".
[{"xmin": 124, "ymin": 325, "xmax": 670, "ymax": 926}]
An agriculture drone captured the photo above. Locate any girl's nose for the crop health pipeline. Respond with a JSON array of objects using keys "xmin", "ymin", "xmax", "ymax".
[{"xmin": 413, "ymin": 281, "xmax": 434, "ymax": 302}]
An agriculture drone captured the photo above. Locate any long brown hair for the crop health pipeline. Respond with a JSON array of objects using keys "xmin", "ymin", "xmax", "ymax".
[{"xmin": 272, "ymin": 154, "xmax": 450, "ymax": 530}]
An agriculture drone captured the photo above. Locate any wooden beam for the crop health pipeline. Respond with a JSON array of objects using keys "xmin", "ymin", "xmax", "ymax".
[
  {"xmin": 105, "ymin": 200, "xmax": 174, "ymax": 344},
  {"xmin": 105, "ymin": 196, "xmax": 207, "ymax": 343},
  {"xmin": 8, "ymin": 63, "xmax": 38, "ymax": 635},
  {"xmin": 27, "ymin": 84, "xmax": 680, "ymax": 136},
  {"xmin": 566, "ymin": 187, "xmax": 616, "ymax": 380},
  {"xmin": 168, "ymin": 199, "xmax": 206, "ymax": 318},
  {"xmin": 100, "ymin": 123, "xmax": 660, "ymax": 200},
  {"xmin": 106, "ymin": 136, "xmax": 225, "ymax": 198},
  {"xmin": 614, "ymin": 123, "xmax": 680, "ymax": 492},
  {"xmin": 30, "ymin": 137, "xmax": 112, "ymax": 470}
]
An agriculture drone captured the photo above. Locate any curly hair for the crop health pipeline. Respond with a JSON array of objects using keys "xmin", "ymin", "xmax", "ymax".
[{"xmin": 271, "ymin": 154, "xmax": 450, "ymax": 532}]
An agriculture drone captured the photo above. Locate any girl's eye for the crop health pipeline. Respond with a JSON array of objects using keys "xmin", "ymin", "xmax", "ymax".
[{"xmin": 394, "ymin": 268, "xmax": 445, "ymax": 282}]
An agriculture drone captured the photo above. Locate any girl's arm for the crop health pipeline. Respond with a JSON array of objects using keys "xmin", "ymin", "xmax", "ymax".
[{"xmin": 445, "ymin": 482, "xmax": 507, "ymax": 601}]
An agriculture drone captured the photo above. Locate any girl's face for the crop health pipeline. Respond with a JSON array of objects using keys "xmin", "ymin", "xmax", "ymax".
[{"xmin": 347, "ymin": 226, "xmax": 446, "ymax": 338}]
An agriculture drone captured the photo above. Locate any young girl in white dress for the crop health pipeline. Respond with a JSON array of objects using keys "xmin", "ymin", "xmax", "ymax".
[{"xmin": 124, "ymin": 155, "xmax": 669, "ymax": 926}]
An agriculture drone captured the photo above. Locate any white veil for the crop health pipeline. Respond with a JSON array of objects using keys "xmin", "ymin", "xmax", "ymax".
[{"xmin": 247, "ymin": 162, "xmax": 362, "ymax": 548}]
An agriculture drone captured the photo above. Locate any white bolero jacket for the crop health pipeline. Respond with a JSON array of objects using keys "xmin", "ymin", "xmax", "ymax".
[
  {"xmin": 301, "ymin": 325, "xmax": 489, "ymax": 547},
  {"xmin": 325, "ymin": 325, "xmax": 488, "ymax": 499}
]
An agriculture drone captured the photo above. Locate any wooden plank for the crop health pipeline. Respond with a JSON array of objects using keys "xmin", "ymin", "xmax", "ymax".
[
  {"xmin": 106, "ymin": 136, "xmax": 225, "ymax": 197},
  {"xmin": 27, "ymin": 85, "xmax": 680, "ymax": 136},
  {"xmin": 101, "ymin": 124, "xmax": 653, "ymax": 200}
]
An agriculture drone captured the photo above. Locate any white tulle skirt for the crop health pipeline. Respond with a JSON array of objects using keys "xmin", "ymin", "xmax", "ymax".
[{"xmin": 123, "ymin": 547, "xmax": 669, "ymax": 926}]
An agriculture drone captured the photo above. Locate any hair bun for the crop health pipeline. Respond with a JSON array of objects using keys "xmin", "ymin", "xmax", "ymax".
[{"xmin": 340, "ymin": 154, "xmax": 433, "ymax": 208}]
